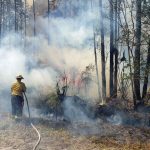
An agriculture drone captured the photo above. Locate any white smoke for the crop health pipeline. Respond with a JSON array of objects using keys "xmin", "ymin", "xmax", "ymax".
[
  {"xmin": 63, "ymin": 97, "xmax": 91, "ymax": 123},
  {"xmin": 0, "ymin": 0, "xmax": 110, "ymax": 114},
  {"xmin": 107, "ymin": 113, "xmax": 123, "ymax": 125}
]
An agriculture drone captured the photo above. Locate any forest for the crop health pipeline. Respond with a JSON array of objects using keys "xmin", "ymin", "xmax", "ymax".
[{"xmin": 0, "ymin": 0, "xmax": 150, "ymax": 150}]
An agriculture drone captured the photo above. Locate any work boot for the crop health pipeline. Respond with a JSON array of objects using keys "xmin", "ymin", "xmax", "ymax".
[{"xmin": 15, "ymin": 115, "xmax": 22, "ymax": 122}]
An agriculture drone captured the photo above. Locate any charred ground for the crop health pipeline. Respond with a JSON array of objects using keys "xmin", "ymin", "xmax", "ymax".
[
  {"xmin": 0, "ymin": 113, "xmax": 150, "ymax": 150},
  {"xmin": 0, "ymin": 96, "xmax": 150, "ymax": 150}
]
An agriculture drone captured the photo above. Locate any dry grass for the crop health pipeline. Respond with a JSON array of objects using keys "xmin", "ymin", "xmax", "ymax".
[{"xmin": 0, "ymin": 116, "xmax": 149, "ymax": 150}]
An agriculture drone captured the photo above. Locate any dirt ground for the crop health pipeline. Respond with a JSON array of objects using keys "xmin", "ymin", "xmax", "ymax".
[{"xmin": 0, "ymin": 114, "xmax": 150, "ymax": 150}]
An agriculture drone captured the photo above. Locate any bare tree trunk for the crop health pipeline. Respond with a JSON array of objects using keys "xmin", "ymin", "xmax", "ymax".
[
  {"xmin": 2, "ymin": 0, "xmax": 6, "ymax": 34},
  {"xmin": 24, "ymin": 0, "xmax": 27, "ymax": 47},
  {"xmin": 109, "ymin": 1, "xmax": 114, "ymax": 97},
  {"xmin": 142, "ymin": 41, "xmax": 150, "ymax": 99},
  {"xmin": 15, "ymin": 0, "xmax": 18, "ymax": 32},
  {"xmin": 0, "ymin": 0, "xmax": 2, "ymax": 46},
  {"xmin": 7, "ymin": 0, "xmax": 10, "ymax": 33},
  {"xmin": 7, "ymin": 0, "xmax": 11, "ymax": 46},
  {"xmin": 20, "ymin": 0, "xmax": 24, "ymax": 46},
  {"xmin": 20, "ymin": 0, "xmax": 23, "ymax": 31},
  {"xmin": 33, "ymin": 0, "xmax": 36, "ymax": 37},
  {"xmin": 134, "ymin": 0, "xmax": 142, "ymax": 101},
  {"xmin": 48, "ymin": 0, "xmax": 50, "ymax": 44},
  {"xmin": 94, "ymin": 32, "xmax": 102, "ymax": 102},
  {"xmin": 114, "ymin": 49, "xmax": 118, "ymax": 97},
  {"xmin": 99, "ymin": 0, "xmax": 106, "ymax": 100},
  {"xmin": 1, "ymin": 0, "xmax": 5, "ymax": 36},
  {"xmin": 14, "ymin": 0, "xmax": 21, "ymax": 33},
  {"xmin": 113, "ymin": 0, "xmax": 118, "ymax": 98}
]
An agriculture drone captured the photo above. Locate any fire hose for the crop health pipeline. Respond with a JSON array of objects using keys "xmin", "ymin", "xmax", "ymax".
[{"xmin": 23, "ymin": 92, "xmax": 41, "ymax": 150}]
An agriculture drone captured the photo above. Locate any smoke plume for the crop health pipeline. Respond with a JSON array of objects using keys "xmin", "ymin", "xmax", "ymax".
[{"xmin": 0, "ymin": 0, "xmax": 109, "ymax": 114}]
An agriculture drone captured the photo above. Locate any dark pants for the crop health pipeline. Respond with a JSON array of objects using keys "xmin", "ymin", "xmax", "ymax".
[{"xmin": 11, "ymin": 95, "xmax": 24, "ymax": 117}]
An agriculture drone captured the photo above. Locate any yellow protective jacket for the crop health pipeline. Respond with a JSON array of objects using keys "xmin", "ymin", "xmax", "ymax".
[{"xmin": 11, "ymin": 81, "xmax": 26, "ymax": 97}]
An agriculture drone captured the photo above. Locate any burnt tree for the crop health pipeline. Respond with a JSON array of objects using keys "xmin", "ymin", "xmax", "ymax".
[
  {"xmin": 134, "ymin": 0, "xmax": 142, "ymax": 101},
  {"xmin": 109, "ymin": 1, "xmax": 114, "ymax": 97},
  {"xmin": 94, "ymin": 32, "xmax": 102, "ymax": 102},
  {"xmin": 33, "ymin": 0, "xmax": 36, "ymax": 36},
  {"xmin": 113, "ymin": 0, "xmax": 118, "ymax": 98},
  {"xmin": 99, "ymin": 0, "xmax": 106, "ymax": 100},
  {"xmin": 142, "ymin": 41, "xmax": 150, "ymax": 99},
  {"xmin": 0, "ymin": 0, "xmax": 2, "ymax": 45}
]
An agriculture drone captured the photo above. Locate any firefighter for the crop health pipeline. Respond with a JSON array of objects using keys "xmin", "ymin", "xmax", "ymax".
[{"xmin": 11, "ymin": 75, "xmax": 26, "ymax": 118}]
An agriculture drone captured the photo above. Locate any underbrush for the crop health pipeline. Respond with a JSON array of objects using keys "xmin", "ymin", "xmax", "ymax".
[{"xmin": 33, "ymin": 91, "xmax": 61, "ymax": 115}]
